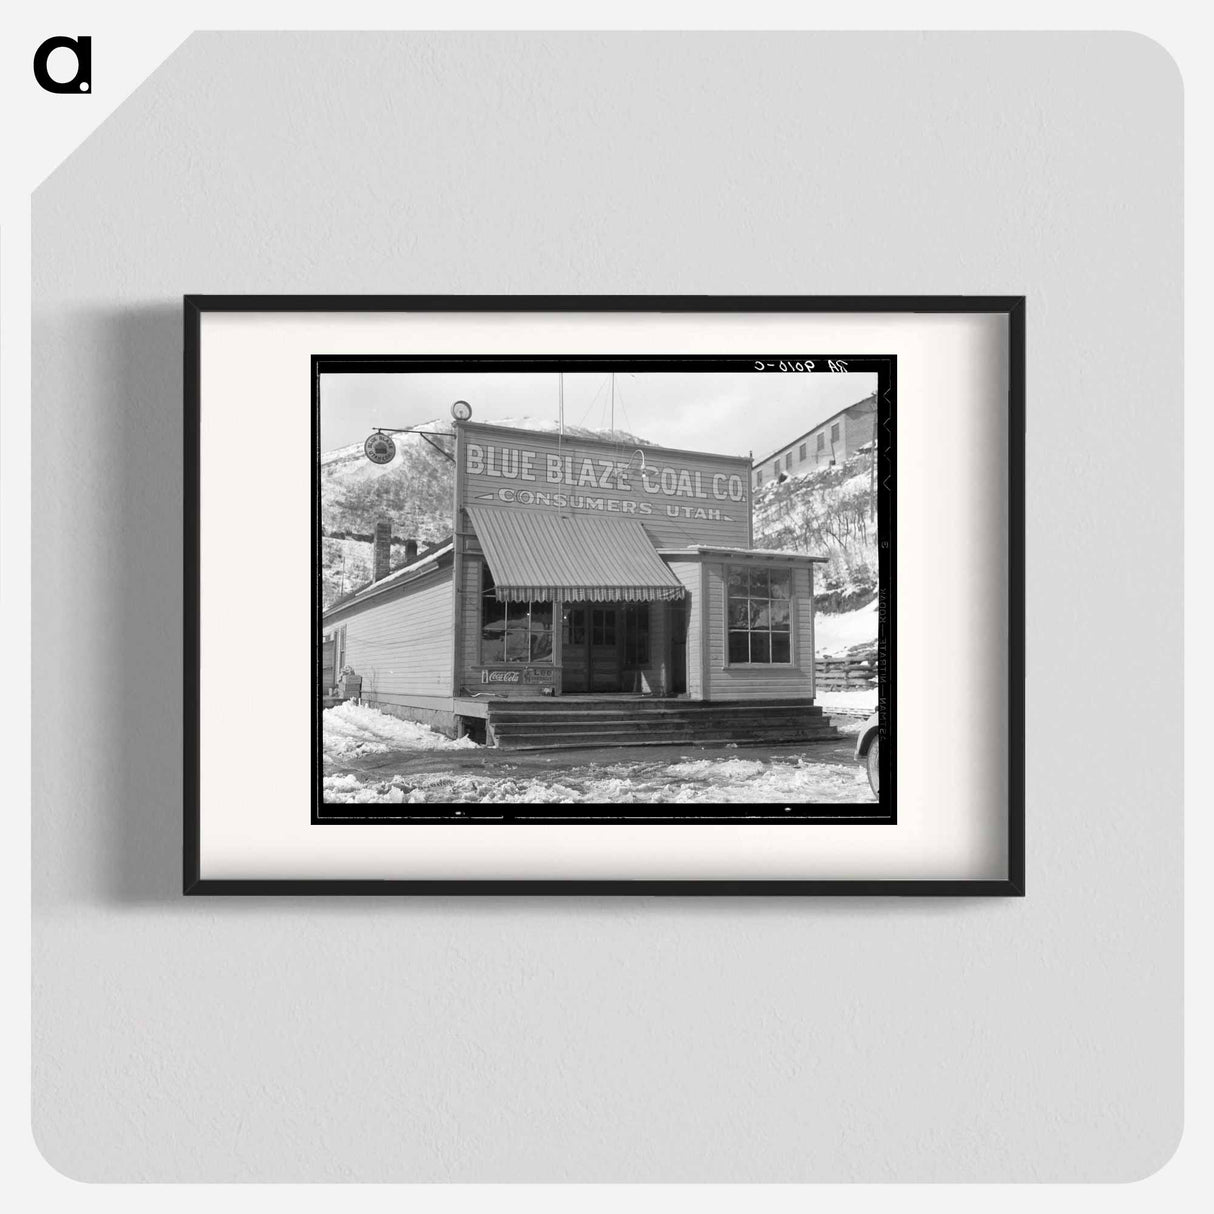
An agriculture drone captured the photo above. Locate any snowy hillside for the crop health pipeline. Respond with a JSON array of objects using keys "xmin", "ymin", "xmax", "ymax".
[
  {"xmin": 752, "ymin": 444, "xmax": 879, "ymax": 614},
  {"xmin": 751, "ymin": 444, "xmax": 880, "ymax": 663},
  {"xmin": 320, "ymin": 417, "xmax": 649, "ymax": 608}
]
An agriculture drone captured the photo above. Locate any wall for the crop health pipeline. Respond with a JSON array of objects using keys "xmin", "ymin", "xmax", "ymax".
[
  {"xmin": 704, "ymin": 561, "xmax": 816, "ymax": 701},
  {"xmin": 337, "ymin": 570, "xmax": 454, "ymax": 702},
  {"xmin": 665, "ymin": 559, "xmax": 704, "ymax": 701},
  {"xmin": 640, "ymin": 601, "xmax": 669, "ymax": 695},
  {"xmin": 460, "ymin": 419, "xmax": 753, "ymax": 550},
  {"xmin": 31, "ymin": 32, "xmax": 1181, "ymax": 1181},
  {"xmin": 843, "ymin": 401, "xmax": 878, "ymax": 461},
  {"xmin": 458, "ymin": 540, "xmax": 482, "ymax": 694}
]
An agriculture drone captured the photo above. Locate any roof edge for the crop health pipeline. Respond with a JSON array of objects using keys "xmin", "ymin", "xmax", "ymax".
[
  {"xmin": 323, "ymin": 546, "xmax": 454, "ymax": 622},
  {"xmin": 657, "ymin": 546, "xmax": 828, "ymax": 563},
  {"xmin": 752, "ymin": 392, "xmax": 877, "ymax": 468}
]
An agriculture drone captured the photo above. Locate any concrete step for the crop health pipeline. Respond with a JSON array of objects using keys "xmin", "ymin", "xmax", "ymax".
[
  {"xmin": 491, "ymin": 716, "xmax": 833, "ymax": 734},
  {"xmin": 491, "ymin": 726, "xmax": 842, "ymax": 748},
  {"xmin": 487, "ymin": 705, "xmax": 827, "ymax": 722},
  {"xmin": 496, "ymin": 729, "xmax": 841, "ymax": 751},
  {"xmin": 489, "ymin": 707, "xmax": 826, "ymax": 720},
  {"xmin": 490, "ymin": 712, "xmax": 825, "ymax": 726},
  {"xmin": 484, "ymin": 697, "xmax": 841, "ymax": 749},
  {"xmin": 487, "ymin": 698, "xmax": 822, "ymax": 711}
]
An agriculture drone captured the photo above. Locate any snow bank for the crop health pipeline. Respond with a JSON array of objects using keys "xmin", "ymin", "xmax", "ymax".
[
  {"xmin": 323, "ymin": 702, "xmax": 478, "ymax": 759},
  {"xmin": 816, "ymin": 689, "xmax": 878, "ymax": 716},
  {"xmin": 814, "ymin": 598, "xmax": 878, "ymax": 656}
]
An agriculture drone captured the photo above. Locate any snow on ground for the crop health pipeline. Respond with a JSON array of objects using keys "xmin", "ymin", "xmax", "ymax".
[
  {"xmin": 322, "ymin": 752, "xmax": 875, "ymax": 806},
  {"xmin": 321, "ymin": 697, "xmax": 876, "ymax": 808},
  {"xmin": 323, "ymin": 702, "xmax": 478, "ymax": 759},
  {"xmin": 814, "ymin": 597, "xmax": 878, "ymax": 656},
  {"xmin": 817, "ymin": 689, "xmax": 878, "ymax": 717}
]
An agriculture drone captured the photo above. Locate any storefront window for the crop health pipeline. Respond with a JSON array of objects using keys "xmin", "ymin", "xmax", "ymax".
[
  {"xmin": 481, "ymin": 565, "xmax": 553, "ymax": 664},
  {"xmin": 726, "ymin": 566, "xmax": 792, "ymax": 664}
]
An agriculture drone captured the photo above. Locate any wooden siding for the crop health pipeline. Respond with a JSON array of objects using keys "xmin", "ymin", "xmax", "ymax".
[
  {"xmin": 341, "ymin": 569, "xmax": 454, "ymax": 700},
  {"xmin": 458, "ymin": 548, "xmax": 485, "ymax": 694},
  {"xmin": 458, "ymin": 420, "xmax": 752, "ymax": 549},
  {"xmin": 703, "ymin": 561, "xmax": 816, "ymax": 701},
  {"xmin": 664, "ymin": 561, "xmax": 703, "ymax": 700},
  {"xmin": 642, "ymin": 600, "xmax": 669, "ymax": 693},
  {"xmin": 843, "ymin": 405, "xmax": 877, "ymax": 459}
]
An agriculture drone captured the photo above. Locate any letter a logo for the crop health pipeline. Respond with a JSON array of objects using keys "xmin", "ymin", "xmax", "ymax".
[{"xmin": 34, "ymin": 35, "xmax": 92, "ymax": 94}]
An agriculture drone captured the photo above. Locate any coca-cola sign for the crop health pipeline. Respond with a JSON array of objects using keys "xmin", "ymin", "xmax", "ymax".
[{"xmin": 480, "ymin": 669, "xmax": 521, "ymax": 683}]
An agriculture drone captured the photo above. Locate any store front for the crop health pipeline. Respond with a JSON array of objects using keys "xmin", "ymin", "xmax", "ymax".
[
  {"xmin": 557, "ymin": 602, "xmax": 652, "ymax": 693},
  {"xmin": 321, "ymin": 419, "xmax": 825, "ymax": 736}
]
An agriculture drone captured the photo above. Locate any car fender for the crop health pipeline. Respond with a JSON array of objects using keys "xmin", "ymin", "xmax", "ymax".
[{"xmin": 854, "ymin": 713, "xmax": 880, "ymax": 760}]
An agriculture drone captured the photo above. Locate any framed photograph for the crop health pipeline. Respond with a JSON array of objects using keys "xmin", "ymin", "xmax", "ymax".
[{"xmin": 185, "ymin": 296, "xmax": 1023, "ymax": 894}]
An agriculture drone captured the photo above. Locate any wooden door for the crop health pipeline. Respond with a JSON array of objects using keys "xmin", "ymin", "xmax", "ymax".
[
  {"xmin": 669, "ymin": 599, "xmax": 688, "ymax": 695},
  {"xmin": 321, "ymin": 637, "xmax": 337, "ymax": 691},
  {"xmin": 561, "ymin": 607, "xmax": 589, "ymax": 692},
  {"xmin": 589, "ymin": 606, "xmax": 621, "ymax": 691}
]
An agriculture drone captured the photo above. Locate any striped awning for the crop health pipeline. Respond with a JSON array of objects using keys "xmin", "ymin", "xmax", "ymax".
[{"xmin": 466, "ymin": 505, "xmax": 686, "ymax": 603}]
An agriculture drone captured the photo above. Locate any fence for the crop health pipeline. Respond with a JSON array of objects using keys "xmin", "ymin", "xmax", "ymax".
[{"xmin": 814, "ymin": 650, "xmax": 878, "ymax": 692}]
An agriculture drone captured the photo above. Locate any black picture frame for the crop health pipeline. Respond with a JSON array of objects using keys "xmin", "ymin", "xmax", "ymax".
[
  {"xmin": 184, "ymin": 295, "xmax": 1025, "ymax": 896},
  {"xmin": 311, "ymin": 351, "xmax": 897, "ymax": 827}
]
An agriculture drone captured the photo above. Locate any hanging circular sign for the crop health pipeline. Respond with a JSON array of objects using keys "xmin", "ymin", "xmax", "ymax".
[
  {"xmin": 451, "ymin": 400, "xmax": 472, "ymax": 421},
  {"xmin": 364, "ymin": 432, "xmax": 396, "ymax": 464}
]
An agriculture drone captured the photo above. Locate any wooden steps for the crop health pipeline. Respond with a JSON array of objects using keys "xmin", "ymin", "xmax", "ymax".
[{"xmin": 484, "ymin": 698, "xmax": 841, "ymax": 750}]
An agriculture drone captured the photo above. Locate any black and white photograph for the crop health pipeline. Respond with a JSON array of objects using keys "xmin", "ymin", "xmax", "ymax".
[
  {"xmin": 186, "ymin": 295, "xmax": 1020, "ymax": 892},
  {"xmin": 314, "ymin": 355, "xmax": 894, "ymax": 823}
]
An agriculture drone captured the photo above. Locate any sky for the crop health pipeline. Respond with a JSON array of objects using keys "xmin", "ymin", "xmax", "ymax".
[{"xmin": 321, "ymin": 370, "xmax": 877, "ymax": 462}]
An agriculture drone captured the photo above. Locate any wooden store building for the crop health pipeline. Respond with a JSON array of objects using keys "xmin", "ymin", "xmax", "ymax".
[{"xmin": 321, "ymin": 420, "xmax": 836, "ymax": 748}]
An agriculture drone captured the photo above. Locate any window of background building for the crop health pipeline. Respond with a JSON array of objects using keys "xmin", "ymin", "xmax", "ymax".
[
  {"xmin": 831, "ymin": 422, "xmax": 840, "ymax": 442},
  {"xmin": 816, "ymin": 432, "xmax": 825, "ymax": 451},
  {"xmin": 784, "ymin": 452, "xmax": 793, "ymax": 470},
  {"xmin": 799, "ymin": 442, "xmax": 807, "ymax": 460},
  {"xmin": 772, "ymin": 461, "xmax": 779, "ymax": 477},
  {"xmin": 481, "ymin": 565, "xmax": 553, "ymax": 663},
  {"xmin": 726, "ymin": 565, "xmax": 792, "ymax": 664}
]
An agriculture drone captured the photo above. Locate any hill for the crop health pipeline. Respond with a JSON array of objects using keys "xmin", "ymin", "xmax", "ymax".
[{"xmin": 752, "ymin": 445, "xmax": 879, "ymax": 616}]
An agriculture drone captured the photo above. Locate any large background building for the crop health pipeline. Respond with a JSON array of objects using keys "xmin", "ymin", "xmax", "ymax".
[{"xmin": 753, "ymin": 392, "xmax": 878, "ymax": 487}]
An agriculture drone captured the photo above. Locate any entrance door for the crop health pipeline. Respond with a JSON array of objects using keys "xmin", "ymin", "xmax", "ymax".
[
  {"xmin": 589, "ymin": 606, "xmax": 622, "ymax": 691},
  {"xmin": 561, "ymin": 605, "xmax": 622, "ymax": 692},
  {"xmin": 669, "ymin": 599, "xmax": 688, "ymax": 696},
  {"xmin": 561, "ymin": 607, "xmax": 589, "ymax": 692}
]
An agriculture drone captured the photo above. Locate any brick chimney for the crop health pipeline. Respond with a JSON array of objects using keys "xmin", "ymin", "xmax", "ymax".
[
  {"xmin": 405, "ymin": 537, "xmax": 418, "ymax": 565},
  {"xmin": 373, "ymin": 520, "xmax": 392, "ymax": 582}
]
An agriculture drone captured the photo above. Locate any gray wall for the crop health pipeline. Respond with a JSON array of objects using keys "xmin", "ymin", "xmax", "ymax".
[{"xmin": 32, "ymin": 33, "xmax": 1182, "ymax": 1181}]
